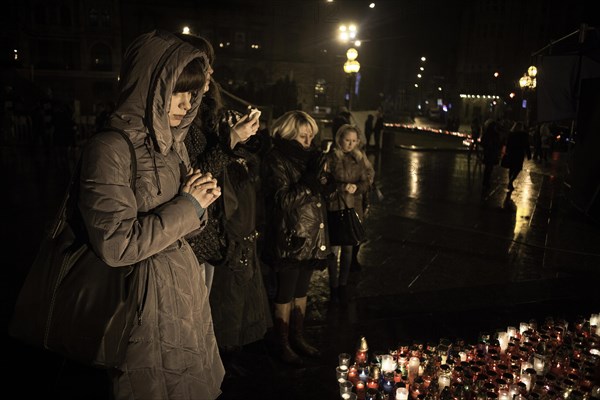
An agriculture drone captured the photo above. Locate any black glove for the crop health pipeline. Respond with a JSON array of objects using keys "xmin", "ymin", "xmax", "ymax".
[
  {"xmin": 300, "ymin": 170, "xmax": 322, "ymax": 194},
  {"xmin": 320, "ymin": 172, "xmax": 337, "ymax": 197}
]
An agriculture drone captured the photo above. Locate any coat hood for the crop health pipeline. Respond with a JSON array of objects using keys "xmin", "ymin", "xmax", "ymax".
[{"xmin": 109, "ymin": 30, "xmax": 209, "ymax": 157}]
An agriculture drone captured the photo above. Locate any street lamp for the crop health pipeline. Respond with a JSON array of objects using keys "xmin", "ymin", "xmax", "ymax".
[
  {"xmin": 519, "ymin": 65, "xmax": 537, "ymax": 124},
  {"xmin": 343, "ymin": 48, "xmax": 360, "ymax": 110}
]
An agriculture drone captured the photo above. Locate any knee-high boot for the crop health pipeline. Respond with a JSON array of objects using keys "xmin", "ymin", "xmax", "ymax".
[
  {"xmin": 290, "ymin": 297, "xmax": 321, "ymax": 358},
  {"xmin": 273, "ymin": 302, "xmax": 303, "ymax": 365}
]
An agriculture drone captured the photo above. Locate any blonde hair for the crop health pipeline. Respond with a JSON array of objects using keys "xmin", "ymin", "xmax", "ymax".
[
  {"xmin": 271, "ymin": 110, "xmax": 318, "ymax": 140},
  {"xmin": 333, "ymin": 124, "xmax": 364, "ymax": 161}
]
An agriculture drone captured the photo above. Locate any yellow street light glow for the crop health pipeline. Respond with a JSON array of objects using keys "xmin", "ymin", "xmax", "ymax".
[
  {"xmin": 346, "ymin": 48, "xmax": 358, "ymax": 61},
  {"xmin": 339, "ymin": 25, "xmax": 347, "ymax": 32},
  {"xmin": 421, "ymin": 56, "xmax": 426, "ymax": 62},
  {"xmin": 343, "ymin": 60, "xmax": 360, "ymax": 73},
  {"xmin": 369, "ymin": 3, "xmax": 375, "ymax": 8},
  {"xmin": 417, "ymin": 74, "xmax": 422, "ymax": 78},
  {"xmin": 354, "ymin": 40, "xmax": 361, "ymax": 47},
  {"xmin": 519, "ymin": 74, "xmax": 531, "ymax": 88},
  {"xmin": 528, "ymin": 66, "xmax": 537, "ymax": 77},
  {"xmin": 182, "ymin": 26, "xmax": 190, "ymax": 35}
]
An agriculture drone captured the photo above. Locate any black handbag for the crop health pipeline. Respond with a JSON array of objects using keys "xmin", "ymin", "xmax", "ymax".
[
  {"xmin": 8, "ymin": 128, "xmax": 148, "ymax": 369},
  {"xmin": 327, "ymin": 194, "xmax": 367, "ymax": 246}
]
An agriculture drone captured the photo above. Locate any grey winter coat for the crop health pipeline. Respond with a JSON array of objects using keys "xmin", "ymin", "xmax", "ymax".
[{"xmin": 78, "ymin": 30, "xmax": 224, "ymax": 400}]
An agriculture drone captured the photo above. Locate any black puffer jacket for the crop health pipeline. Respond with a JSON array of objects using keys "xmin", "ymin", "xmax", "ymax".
[{"xmin": 262, "ymin": 137, "xmax": 332, "ymax": 270}]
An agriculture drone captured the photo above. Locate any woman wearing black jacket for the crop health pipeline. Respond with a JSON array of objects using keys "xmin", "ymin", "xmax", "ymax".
[{"xmin": 261, "ymin": 110, "xmax": 335, "ymax": 365}]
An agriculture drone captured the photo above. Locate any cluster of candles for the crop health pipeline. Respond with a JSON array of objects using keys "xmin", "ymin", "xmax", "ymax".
[{"xmin": 335, "ymin": 313, "xmax": 600, "ymax": 400}]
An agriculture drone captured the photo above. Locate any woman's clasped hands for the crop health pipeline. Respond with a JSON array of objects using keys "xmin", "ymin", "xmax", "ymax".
[
  {"xmin": 344, "ymin": 183, "xmax": 357, "ymax": 194},
  {"xmin": 182, "ymin": 169, "xmax": 221, "ymax": 208}
]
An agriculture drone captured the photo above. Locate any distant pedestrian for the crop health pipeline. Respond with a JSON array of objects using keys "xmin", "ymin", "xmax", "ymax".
[
  {"xmin": 373, "ymin": 108, "xmax": 384, "ymax": 151},
  {"xmin": 540, "ymin": 122, "xmax": 552, "ymax": 165},
  {"xmin": 469, "ymin": 116, "xmax": 482, "ymax": 158},
  {"xmin": 364, "ymin": 114, "xmax": 374, "ymax": 148},
  {"xmin": 503, "ymin": 121, "xmax": 532, "ymax": 191},
  {"xmin": 480, "ymin": 118, "xmax": 503, "ymax": 197},
  {"xmin": 332, "ymin": 106, "xmax": 352, "ymax": 139}
]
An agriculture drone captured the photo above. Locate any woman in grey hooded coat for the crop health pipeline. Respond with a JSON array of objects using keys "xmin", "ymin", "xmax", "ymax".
[{"xmin": 77, "ymin": 30, "xmax": 225, "ymax": 399}]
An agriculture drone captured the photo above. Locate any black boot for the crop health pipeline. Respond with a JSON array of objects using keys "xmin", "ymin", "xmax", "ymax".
[
  {"xmin": 273, "ymin": 303, "xmax": 303, "ymax": 366},
  {"xmin": 290, "ymin": 306, "xmax": 321, "ymax": 358}
]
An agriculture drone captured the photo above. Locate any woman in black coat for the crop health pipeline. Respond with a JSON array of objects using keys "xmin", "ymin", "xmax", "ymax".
[
  {"xmin": 261, "ymin": 110, "xmax": 335, "ymax": 365},
  {"xmin": 503, "ymin": 121, "xmax": 532, "ymax": 191}
]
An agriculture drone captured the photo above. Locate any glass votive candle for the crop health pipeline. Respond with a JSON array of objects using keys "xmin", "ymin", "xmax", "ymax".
[
  {"xmin": 498, "ymin": 389, "xmax": 511, "ymax": 400},
  {"xmin": 339, "ymin": 380, "xmax": 353, "ymax": 399},
  {"xmin": 408, "ymin": 356, "xmax": 420, "ymax": 377},
  {"xmin": 355, "ymin": 380, "xmax": 366, "ymax": 398},
  {"xmin": 381, "ymin": 354, "xmax": 396, "ymax": 373},
  {"xmin": 382, "ymin": 372, "xmax": 395, "ymax": 394},
  {"xmin": 337, "ymin": 366, "xmax": 349, "ymax": 383},
  {"xmin": 396, "ymin": 386, "xmax": 409, "ymax": 400},
  {"xmin": 348, "ymin": 364, "xmax": 359, "ymax": 385},
  {"xmin": 438, "ymin": 375, "xmax": 451, "ymax": 392},
  {"xmin": 339, "ymin": 353, "xmax": 351, "ymax": 370},
  {"xmin": 533, "ymin": 353, "xmax": 546, "ymax": 375},
  {"xmin": 358, "ymin": 363, "xmax": 369, "ymax": 382}
]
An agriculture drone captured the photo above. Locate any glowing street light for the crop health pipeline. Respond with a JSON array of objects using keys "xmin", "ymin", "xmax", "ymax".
[
  {"xmin": 343, "ymin": 48, "xmax": 360, "ymax": 110},
  {"xmin": 519, "ymin": 65, "xmax": 537, "ymax": 89}
]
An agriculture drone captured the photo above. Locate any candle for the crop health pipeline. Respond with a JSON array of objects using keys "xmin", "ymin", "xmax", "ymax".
[
  {"xmin": 339, "ymin": 353, "xmax": 351, "ymax": 370},
  {"xmin": 381, "ymin": 354, "xmax": 396, "ymax": 373},
  {"xmin": 396, "ymin": 387, "xmax": 408, "ymax": 400},
  {"xmin": 533, "ymin": 353, "xmax": 545, "ymax": 375},
  {"xmin": 590, "ymin": 313, "xmax": 599, "ymax": 327},
  {"xmin": 382, "ymin": 372, "xmax": 394, "ymax": 394},
  {"xmin": 519, "ymin": 322, "xmax": 529, "ymax": 335},
  {"xmin": 408, "ymin": 356, "xmax": 420, "ymax": 378},
  {"xmin": 507, "ymin": 326, "xmax": 517, "ymax": 340},
  {"xmin": 337, "ymin": 366, "xmax": 349, "ymax": 383},
  {"xmin": 498, "ymin": 389, "xmax": 510, "ymax": 400},
  {"xmin": 519, "ymin": 374, "xmax": 531, "ymax": 392},
  {"xmin": 438, "ymin": 375, "xmax": 451, "ymax": 391},
  {"xmin": 358, "ymin": 364, "xmax": 369, "ymax": 382},
  {"xmin": 356, "ymin": 380, "xmax": 366, "ymax": 399},
  {"xmin": 498, "ymin": 332, "xmax": 509, "ymax": 354},
  {"xmin": 520, "ymin": 361, "xmax": 533, "ymax": 375},
  {"xmin": 459, "ymin": 351, "xmax": 467, "ymax": 362},
  {"xmin": 348, "ymin": 364, "xmax": 359, "ymax": 385},
  {"xmin": 339, "ymin": 380, "xmax": 354, "ymax": 400}
]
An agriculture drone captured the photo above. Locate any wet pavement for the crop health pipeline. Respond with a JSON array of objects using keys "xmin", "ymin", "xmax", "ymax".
[{"xmin": 2, "ymin": 127, "xmax": 599, "ymax": 399}]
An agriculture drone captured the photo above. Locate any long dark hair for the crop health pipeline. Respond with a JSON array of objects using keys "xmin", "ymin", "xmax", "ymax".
[
  {"xmin": 174, "ymin": 57, "xmax": 207, "ymax": 94},
  {"xmin": 175, "ymin": 33, "xmax": 223, "ymax": 132}
]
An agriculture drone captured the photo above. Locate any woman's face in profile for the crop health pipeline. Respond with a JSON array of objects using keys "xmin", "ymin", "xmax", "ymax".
[{"xmin": 169, "ymin": 92, "xmax": 194, "ymax": 127}]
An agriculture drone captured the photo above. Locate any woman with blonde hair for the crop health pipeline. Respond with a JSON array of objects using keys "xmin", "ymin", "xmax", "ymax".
[
  {"xmin": 326, "ymin": 124, "xmax": 374, "ymax": 302},
  {"xmin": 261, "ymin": 110, "xmax": 335, "ymax": 365}
]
